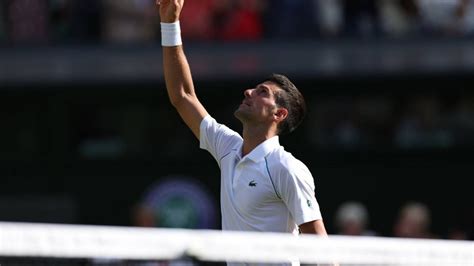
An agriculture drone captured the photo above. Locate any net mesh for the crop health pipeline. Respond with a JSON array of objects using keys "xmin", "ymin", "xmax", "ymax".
[{"xmin": 0, "ymin": 222, "xmax": 472, "ymax": 266}]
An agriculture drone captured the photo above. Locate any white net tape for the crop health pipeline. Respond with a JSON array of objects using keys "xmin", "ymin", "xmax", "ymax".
[{"xmin": 0, "ymin": 222, "xmax": 472, "ymax": 265}]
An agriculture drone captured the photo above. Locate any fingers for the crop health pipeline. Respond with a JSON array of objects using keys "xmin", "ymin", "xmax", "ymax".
[
  {"xmin": 157, "ymin": 0, "xmax": 182, "ymax": 8},
  {"xmin": 156, "ymin": 0, "xmax": 168, "ymax": 6},
  {"xmin": 174, "ymin": 0, "xmax": 184, "ymax": 7},
  {"xmin": 157, "ymin": 0, "xmax": 183, "ymax": 22}
]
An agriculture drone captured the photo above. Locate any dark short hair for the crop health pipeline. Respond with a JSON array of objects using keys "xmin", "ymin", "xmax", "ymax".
[{"xmin": 265, "ymin": 73, "xmax": 306, "ymax": 135}]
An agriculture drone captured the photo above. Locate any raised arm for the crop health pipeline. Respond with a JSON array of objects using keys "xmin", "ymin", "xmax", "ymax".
[{"xmin": 158, "ymin": 0, "xmax": 208, "ymax": 139}]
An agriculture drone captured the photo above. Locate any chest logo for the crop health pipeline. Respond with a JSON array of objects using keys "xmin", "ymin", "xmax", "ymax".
[
  {"xmin": 307, "ymin": 200, "xmax": 312, "ymax": 207},
  {"xmin": 249, "ymin": 180, "xmax": 257, "ymax": 187}
]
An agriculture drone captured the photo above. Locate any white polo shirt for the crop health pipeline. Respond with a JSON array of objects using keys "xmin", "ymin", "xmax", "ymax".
[{"xmin": 200, "ymin": 115, "xmax": 322, "ymax": 234}]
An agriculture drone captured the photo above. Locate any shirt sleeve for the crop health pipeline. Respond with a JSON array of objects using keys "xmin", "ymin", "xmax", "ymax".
[
  {"xmin": 277, "ymin": 160, "xmax": 322, "ymax": 226},
  {"xmin": 199, "ymin": 115, "xmax": 242, "ymax": 167}
]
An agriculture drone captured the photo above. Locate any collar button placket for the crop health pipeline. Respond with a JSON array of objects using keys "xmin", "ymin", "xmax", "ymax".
[{"xmin": 233, "ymin": 157, "xmax": 243, "ymax": 188}]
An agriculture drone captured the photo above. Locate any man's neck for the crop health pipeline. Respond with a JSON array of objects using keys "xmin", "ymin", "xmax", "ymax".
[{"xmin": 241, "ymin": 126, "xmax": 277, "ymax": 157}]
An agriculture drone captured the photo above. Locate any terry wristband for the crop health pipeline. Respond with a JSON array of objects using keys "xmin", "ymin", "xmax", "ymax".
[{"xmin": 161, "ymin": 21, "xmax": 182, "ymax": 47}]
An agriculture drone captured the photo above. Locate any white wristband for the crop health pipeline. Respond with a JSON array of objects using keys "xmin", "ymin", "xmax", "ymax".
[{"xmin": 161, "ymin": 21, "xmax": 182, "ymax": 47}]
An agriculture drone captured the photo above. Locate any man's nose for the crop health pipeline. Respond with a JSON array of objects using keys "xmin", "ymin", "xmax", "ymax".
[{"xmin": 244, "ymin": 89, "xmax": 253, "ymax": 98}]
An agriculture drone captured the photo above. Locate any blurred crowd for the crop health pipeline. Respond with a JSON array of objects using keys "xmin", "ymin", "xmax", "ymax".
[
  {"xmin": 2, "ymin": 0, "xmax": 474, "ymax": 44},
  {"xmin": 308, "ymin": 93, "xmax": 474, "ymax": 150},
  {"xmin": 334, "ymin": 200, "xmax": 472, "ymax": 240}
]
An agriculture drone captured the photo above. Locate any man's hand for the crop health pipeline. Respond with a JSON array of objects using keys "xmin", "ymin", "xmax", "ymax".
[{"xmin": 157, "ymin": 0, "xmax": 184, "ymax": 23}]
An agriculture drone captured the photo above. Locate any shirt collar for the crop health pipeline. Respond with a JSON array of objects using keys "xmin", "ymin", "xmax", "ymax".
[{"xmin": 243, "ymin": 136, "xmax": 280, "ymax": 163}]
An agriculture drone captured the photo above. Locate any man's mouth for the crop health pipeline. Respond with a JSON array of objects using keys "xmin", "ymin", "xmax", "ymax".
[{"xmin": 242, "ymin": 100, "xmax": 251, "ymax": 107}]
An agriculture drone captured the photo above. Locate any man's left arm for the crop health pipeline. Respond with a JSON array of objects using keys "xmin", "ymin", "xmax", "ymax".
[{"xmin": 299, "ymin": 219, "xmax": 328, "ymax": 235}]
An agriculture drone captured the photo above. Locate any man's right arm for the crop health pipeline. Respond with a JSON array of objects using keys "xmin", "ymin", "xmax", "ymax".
[{"xmin": 159, "ymin": 0, "xmax": 208, "ymax": 139}]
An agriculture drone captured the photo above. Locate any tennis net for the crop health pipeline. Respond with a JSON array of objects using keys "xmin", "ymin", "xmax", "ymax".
[{"xmin": 0, "ymin": 222, "xmax": 472, "ymax": 265}]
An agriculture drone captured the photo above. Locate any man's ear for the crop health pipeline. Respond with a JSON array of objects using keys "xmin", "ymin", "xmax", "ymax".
[{"xmin": 274, "ymin": 107, "xmax": 288, "ymax": 123}]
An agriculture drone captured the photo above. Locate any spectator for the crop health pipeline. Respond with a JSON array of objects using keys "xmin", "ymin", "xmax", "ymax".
[
  {"xmin": 393, "ymin": 201, "xmax": 438, "ymax": 238},
  {"xmin": 334, "ymin": 201, "xmax": 376, "ymax": 236},
  {"xmin": 50, "ymin": 0, "xmax": 102, "ymax": 43},
  {"xmin": 102, "ymin": 0, "xmax": 158, "ymax": 44},
  {"xmin": 179, "ymin": 0, "xmax": 216, "ymax": 41},
  {"xmin": 263, "ymin": 0, "xmax": 316, "ymax": 39},
  {"xmin": 379, "ymin": 0, "xmax": 421, "ymax": 37},
  {"xmin": 216, "ymin": 0, "xmax": 265, "ymax": 41},
  {"xmin": 341, "ymin": 0, "xmax": 381, "ymax": 37},
  {"xmin": 416, "ymin": 0, "xmax": 474, "ymax": 36},
  {"xmin": 314, "ymin": 0, "xmax": 344, "ymax": 37},
  {"xmin": 456, "ymin": 0, "xmax": 474, "ymax": 35}
]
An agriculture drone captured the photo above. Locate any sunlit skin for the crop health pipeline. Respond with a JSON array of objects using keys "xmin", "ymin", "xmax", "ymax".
[{"xmin": 234, "ymin": 81, "xmax": 288, "ymax": 156}]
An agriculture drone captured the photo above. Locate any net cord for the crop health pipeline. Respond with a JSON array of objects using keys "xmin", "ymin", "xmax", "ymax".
[{"xmin": 0, "ymin": 222, "xmax": 472, "ymax": 265}]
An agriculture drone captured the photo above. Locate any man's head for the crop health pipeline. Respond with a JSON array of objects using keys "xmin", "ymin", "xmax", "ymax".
[
  {"xmin": 393, "ymin": 202, "xmax": 432, "ymax": 238},
  {"xmin": 234, "ymin": 74, "xmax": 306, "ymax": 135}
]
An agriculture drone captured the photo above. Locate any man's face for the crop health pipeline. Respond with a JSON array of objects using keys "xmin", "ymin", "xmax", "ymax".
[{"xmin": 234, "ymin": 81, "xmax": 281, "ymax": 125}]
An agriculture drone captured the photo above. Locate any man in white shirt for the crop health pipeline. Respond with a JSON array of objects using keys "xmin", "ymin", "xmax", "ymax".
[{"xmin": 158, "ymin": 0, "xmax": 328, "ymax": 236}]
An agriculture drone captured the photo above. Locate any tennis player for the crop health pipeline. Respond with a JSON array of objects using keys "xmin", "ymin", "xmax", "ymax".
[{"xmin": 158, "ymin": 0, "xmax": 328, "ymax": 238}]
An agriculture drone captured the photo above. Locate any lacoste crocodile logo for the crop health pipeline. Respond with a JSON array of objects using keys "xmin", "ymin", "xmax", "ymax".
[{"xmin": 249, "ymin": 180, "xmax": 257, "ymax": 187}]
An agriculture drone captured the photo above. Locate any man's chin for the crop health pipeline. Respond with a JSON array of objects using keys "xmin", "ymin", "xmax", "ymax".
[
  {"xmin": 234, "ymin": 109, "xmax": 246, "ymax": 122},
  {"xmin": 234, "ymin": 109, "xmax": 241, "ymax": 119}
]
